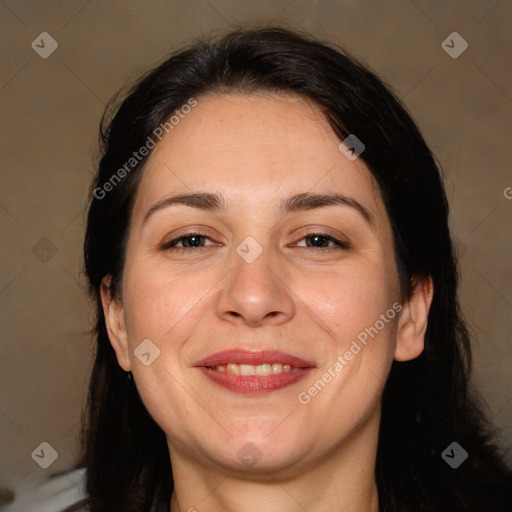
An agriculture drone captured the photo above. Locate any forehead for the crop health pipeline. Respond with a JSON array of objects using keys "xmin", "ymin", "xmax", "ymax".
[{"xmin": 133, "ymin": 93, "xmax": 384, "ymax": 223}]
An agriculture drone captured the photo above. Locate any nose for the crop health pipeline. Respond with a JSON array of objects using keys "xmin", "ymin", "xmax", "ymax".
[{"xmin": 215, "ymin": 243, "xmax": 296, "ymax": 327}]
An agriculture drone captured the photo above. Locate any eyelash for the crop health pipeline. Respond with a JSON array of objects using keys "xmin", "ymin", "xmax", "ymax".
[{"xmin": 161, "ymin": 231, "xmax": 350, "ymax": 252}]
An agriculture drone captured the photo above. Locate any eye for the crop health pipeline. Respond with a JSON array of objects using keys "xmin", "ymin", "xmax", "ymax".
[
  {"xmin": 161, "ymin": 231, "xmax": 350, "ymax": 253},
  {"xmin": 294, "ymin": 232, "xmax": 350, "ymax": 250},
  {"xmin": 161, "ymin": 232, "xmax": 217, "ymax": 252}
]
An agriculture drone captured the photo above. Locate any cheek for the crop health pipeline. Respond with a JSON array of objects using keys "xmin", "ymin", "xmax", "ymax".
[
  {"xmin": 120, "ymin": 264, "xmax": 213, "ymax": 438},
  {"xmin": 306, "ymin": 262, "xmax": 398, "ymax": 346},
  {"xmin": 123, "ymin": 262, "xmax": 210, "ymax": 342},
  {"xmin": 302, "ymin": 262, "xmax": 398, "ymax": 398},
  {"xmin": 298, "ymin": 267, "xmax": 398, "ymax": 429}
]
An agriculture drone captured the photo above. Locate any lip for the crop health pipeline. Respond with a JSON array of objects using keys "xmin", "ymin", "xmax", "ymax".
[
  {"xmin": 194, "ymin": 349, "xmax": 316, "ymax": 395},
  {"xmin": 198, "ymin": 367, "xmax": 315, "ymax": 395},
  {"xmin": 194, "ymin": 349, "xmax": 315, "ymax": 368}
]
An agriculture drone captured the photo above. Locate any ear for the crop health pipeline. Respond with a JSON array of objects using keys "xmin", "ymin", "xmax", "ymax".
[
  {"xmin": 100, "ymin": 275, "xmax": 131, "ymax": 372},
  {"xmin": 394, "ymin": 275, "xmax": 434, "ymax": 362}
]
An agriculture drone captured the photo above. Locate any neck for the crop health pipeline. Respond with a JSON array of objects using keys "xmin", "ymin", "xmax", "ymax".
[
  {"xmin": 171, "ymin": 476, "xmax": 379, "ymax": 512},
  {"xmin": 169, "ymin": 405, "xmax": 381, "ymax": 512}
]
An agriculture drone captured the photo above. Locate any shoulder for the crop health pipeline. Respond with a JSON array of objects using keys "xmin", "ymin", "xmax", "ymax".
[{"xmin": 2, "ymin": 467, "xmax": 87, "ymax": 512}]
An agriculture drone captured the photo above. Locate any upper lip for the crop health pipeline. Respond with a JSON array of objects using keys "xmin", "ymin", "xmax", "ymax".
[{"xmin": 195, "ymin": 349, "xmax": 315, "ymax": 368}]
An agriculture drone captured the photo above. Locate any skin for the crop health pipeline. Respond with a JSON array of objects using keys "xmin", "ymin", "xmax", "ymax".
[{"xmin": 101, "ymin": 92, "xmax": 434, "ymax": 512}]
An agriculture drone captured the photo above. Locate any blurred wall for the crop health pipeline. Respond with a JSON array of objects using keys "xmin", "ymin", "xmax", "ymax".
[{"xmin": 1, "ymin": 0, "xmax": 511, "ymax": 492}]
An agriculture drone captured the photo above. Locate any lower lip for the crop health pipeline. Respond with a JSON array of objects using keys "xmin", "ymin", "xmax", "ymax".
[{"xmin": 198, "ymin": 367, "xmax": 314, "ymax": 395}]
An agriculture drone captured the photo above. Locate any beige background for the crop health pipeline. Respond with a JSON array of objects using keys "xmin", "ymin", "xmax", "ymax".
[{"xmin": 1, "ymin": 0, "xmax": 511, "ymax": 493}]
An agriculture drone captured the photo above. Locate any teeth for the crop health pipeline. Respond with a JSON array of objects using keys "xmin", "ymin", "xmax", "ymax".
[
  {"xmin": 240, "ymin": 364, "xmax": 255, "ymax": 376},
  {"xmin": 213, "ymin": 363, "xmax": 301, "ymax": 375},
  {"xmin": 256, "ymin": 363, "xmax": 272, "ymax": 376},
  {"xmin": 226, "ymin": 363, "xmax": 240, "ymax": 375}
]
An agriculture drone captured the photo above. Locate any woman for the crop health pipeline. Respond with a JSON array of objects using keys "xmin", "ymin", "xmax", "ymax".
[{"xmin": 32, "ymin": 26, "xmax": 511, "ymax": 511}]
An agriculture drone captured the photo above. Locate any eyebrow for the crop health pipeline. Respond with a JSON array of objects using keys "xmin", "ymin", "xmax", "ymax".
[{"xmin": 142, "ymin": 191, "xmax": 375, "ymax": 227}]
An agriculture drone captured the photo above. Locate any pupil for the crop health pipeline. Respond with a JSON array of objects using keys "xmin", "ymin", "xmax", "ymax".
[
  {"xmin": 310, "ymin": 235, "xmax": 326, "ymax": 247},
  {"xmin": 186, "ymin": 235, "xmax": 202, "ymax": 247}
]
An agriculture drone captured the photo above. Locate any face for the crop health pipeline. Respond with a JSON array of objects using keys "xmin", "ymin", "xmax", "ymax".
[{"xmin": 102, "ymin": 92, "xmax": 430, "ymax": 476}]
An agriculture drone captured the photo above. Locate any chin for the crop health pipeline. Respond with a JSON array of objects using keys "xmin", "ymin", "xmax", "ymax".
[{"xmin": 204, "ymin": 431, "xmax": 313, "ymax": 475}]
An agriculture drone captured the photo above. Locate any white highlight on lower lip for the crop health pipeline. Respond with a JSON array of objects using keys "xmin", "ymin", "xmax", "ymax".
[{"xmin": 210, "ymin": 363, "xmax": 300, "ymax": 376}]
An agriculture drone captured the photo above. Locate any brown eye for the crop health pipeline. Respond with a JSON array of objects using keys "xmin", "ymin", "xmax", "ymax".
[
  {"xmin": 296, "ymin": 233, "xmax": 350, "ymax": 250},
  {"xmin": 161, "ymin": 232, "xmax": 216, "ymax": 251}
]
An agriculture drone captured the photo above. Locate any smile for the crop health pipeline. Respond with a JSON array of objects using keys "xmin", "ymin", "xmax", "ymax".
[
  {"xmin": 208, "ymin": 363, "xmax": 301, "ymax": 375},
  {"xmin": 195, "ymin": 349, "xmax": 315, "ymax": 395}
]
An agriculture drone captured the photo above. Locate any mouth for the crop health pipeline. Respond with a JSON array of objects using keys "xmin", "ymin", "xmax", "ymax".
[
  {"xmin": 206, "ymin": 362, "xmax": 301, "ymax": 375},
  {"xmin": 194, "ymin": 349, "xmax": 315, "ymax": 395}
]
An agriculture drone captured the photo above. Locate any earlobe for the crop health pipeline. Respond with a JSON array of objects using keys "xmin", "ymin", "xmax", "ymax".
[
  {"xmin": 394, "ymin": 276, "xmax": 434, "ymax": 362},
  {"xmin": 100, "ymin": 275, "xmax": 131, "ymax": 372}
]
